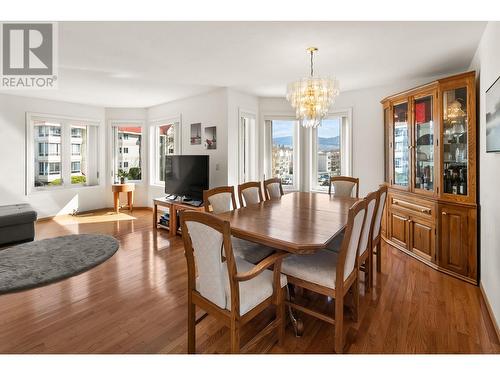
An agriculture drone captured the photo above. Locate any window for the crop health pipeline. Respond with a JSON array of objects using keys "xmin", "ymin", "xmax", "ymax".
[
  {"xmin": 312, "ymin": 113, "xmax": 351, "ymax": 191},
  {"xmin": 33, "ymin": 121, "xmax": 62, "ymax": 187},
  {"xmin": 38, "ymin": 143, "xmax": 47, "ymax": 156},
  {"xmin": 71, "ymin": 161, "xmax": 81, "ymax": 173},
  {"xmin": 71, "ymin": 128, "xmax": 82, "ymax": 138},
  {"xmin": 239, "ymin": 112, "xmax": 257, "ymax": 183},
  {"xmin": 151, "ymin": 119, "xmax": 180, "ymax": 185},
  {"xmin": 29, "ymin": 115, "xmax": 99, "ymax": 190},
  {"xmin": 71, "ymin": 143, "xmax": 81, "ymax": 155},
  {"xmin": 264, "ymin": 110, "xmax": 352, "ymax": 192},
  {"xmin": 39, "ymin": 162, "xmax": 47, "ymax": 175},
  {"xmin": 36, "ymin": 143, "xmax": 60, "ymax": 157},
  {"xmin": 112, "ymin": 124, "xmax": 143, "ymax": 182},
  {"xmin": 267, "ymin": 119, "xmax": 297, "ymax": 189},
  {"xmin": 49, "ymin": 162, "xmax": 61, "ymax": 174}
]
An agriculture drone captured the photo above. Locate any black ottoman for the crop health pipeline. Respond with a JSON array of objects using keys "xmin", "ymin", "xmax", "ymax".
[{"xmin": 0, "ymin": 204, "xmax": 37, "ymax": 246}]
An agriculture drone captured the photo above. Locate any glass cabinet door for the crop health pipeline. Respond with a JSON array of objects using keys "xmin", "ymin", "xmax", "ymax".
[
  {"xmin": 414, "ymin": 96, "xmax": 434, "ymax": 192},
  {"xmin": 393, "ymin": 102, "xmax": 409, "ymax": 187},
  {"xmin": 442, "ymin": 87, "xmax": 468, "ymax": 196}
]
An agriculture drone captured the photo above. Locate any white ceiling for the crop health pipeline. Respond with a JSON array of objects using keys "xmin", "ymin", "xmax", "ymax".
[{"xmin": 0, "ymin": 21, "xmax": 486, "ymax": 108}]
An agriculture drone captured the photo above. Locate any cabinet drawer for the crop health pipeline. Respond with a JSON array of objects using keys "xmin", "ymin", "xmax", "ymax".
[{"xmin": 388, "ymin": 193, "xmax": 435, "ymax": 221}]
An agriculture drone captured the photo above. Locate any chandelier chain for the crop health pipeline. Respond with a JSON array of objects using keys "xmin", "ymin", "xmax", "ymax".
[{"xmin": 310, "ymin": 49, "xmax": 314, "ymax": 77}]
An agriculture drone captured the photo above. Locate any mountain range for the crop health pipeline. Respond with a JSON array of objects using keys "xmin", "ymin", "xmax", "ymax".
[{"xmin": 273, "ymin": 136, "xmax": 340, "ymax": 151}]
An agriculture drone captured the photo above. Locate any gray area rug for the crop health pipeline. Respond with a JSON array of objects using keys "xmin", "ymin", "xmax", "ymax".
[{"xmin": 0, "ymin": 234, "xmax": 119, "ymax": 294}]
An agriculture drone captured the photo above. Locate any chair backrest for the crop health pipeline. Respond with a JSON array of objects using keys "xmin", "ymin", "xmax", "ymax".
[
  {"xmin": 329, "ymin": 176, "xmax": 360, "ymax": 198},
  {"xmin": 263, "ymin": 177, "xmax": 284, "ymax": 200},
  {"xmin": 372, "ymin": 185, "xmax": 388, "ymax": 241},
  {"xmin": 203, "ymin": 186, "xmax": 238, "ymax": 214},
  {"xmin": 238, "ymin": 181, "xmax": 264, "ymax": 207},
  {"xmin": 181, "ymin": 211, "xmax": 239, "ymax": 313},
  {"xmin": 335, "ymin": 200, "xmax": 367, "ymax": 286},
  {"xmin": 358, "ymin": 191, "xmax": 379, "ymax": 256}
]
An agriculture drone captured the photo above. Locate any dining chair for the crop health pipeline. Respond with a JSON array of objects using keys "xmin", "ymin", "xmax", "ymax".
[
  {"xmin": 263, "ymin": 177, "xmax": 284, "ymax": 200},
  {"xmin": 281, "ymin": 199, "xmax": 367, "ymax": 353},
  {"xmin": 328, "ymin": 176, "xmax": 360, "ymax": 198},
  {"xmin": 357, "ymin": 190, "xmax": 379, "ymax": 291},
  {"xmin": 203, "ymin": 186, "xmax": 275, "ymax": 264},
  {"xmin": 372, "ymin": 185, "xmax": 388, "ymax": 273},
  {"xmin": 237, "ymin": 181, "xmax": 265, "ymax": 207},
  {"xmin": 181, "ymin": 211, "xmax": 288, "ymax": 353},
  {"xmin": 203, "ymin": 186, "xmax": 238, "ymax": 214}
]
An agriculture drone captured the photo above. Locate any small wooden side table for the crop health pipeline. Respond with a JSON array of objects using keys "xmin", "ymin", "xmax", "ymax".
[
  {"xmin": 112, "ymin": 183, "xmax": 135, "ymax": 213},
  {"xmin": 153, "ymin": 197, "xmax": 204, "ymax": 237}
]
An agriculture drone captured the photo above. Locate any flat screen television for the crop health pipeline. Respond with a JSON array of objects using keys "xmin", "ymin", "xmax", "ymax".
[{"xmin": 164, "ymin": 155, "xmax": 209, "ymax": 201}]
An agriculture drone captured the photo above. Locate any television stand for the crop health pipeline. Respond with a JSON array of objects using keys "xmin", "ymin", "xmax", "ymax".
[{"xmin": 153, "ymin": 197, "xmax": 205, "ymax": 237}]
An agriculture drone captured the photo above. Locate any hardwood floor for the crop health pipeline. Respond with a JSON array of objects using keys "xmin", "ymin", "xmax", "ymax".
[{"xmin": 0, "ymin": 208, "xmax": 498, "ymax": 354}]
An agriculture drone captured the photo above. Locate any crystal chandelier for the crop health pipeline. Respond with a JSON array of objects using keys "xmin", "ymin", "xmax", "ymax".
[{"xmin": 286, "ymin": 47, "xmax": 340, "ymax": 128}]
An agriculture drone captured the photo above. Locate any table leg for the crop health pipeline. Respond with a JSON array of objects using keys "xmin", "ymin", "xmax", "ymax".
[
  {"xmin": 153, "ymin": 203, "xmax": 158, "ymax": 229},
  {"xmin": 169, "ymin": 205, "xmax": 177, "ymax": 238},
  {"xmin": 127, "ymin": 191, "xmax": 134, "ymax": 212},
  {"xmin": 114, "ymin": 192, "xmax": 120, "ymax": 214}
]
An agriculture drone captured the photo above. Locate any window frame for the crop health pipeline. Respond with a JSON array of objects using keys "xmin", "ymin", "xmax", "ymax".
[
  {"xmin": 264, "ymin": 115, "xmax": 300, "ymax": 192},
  {"xmin": 310, "ymin": 109, "xmax": 353, "ymax": 192},
  {"xmin": 26, "ymin": 112, "xmax": 101, "ymax": 195},
  {"xmin": 149, "ymin": 116, "xmax": 182, "ymax": 187}
]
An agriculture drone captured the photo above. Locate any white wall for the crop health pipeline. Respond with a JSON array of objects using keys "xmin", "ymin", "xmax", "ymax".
[
  {"xmin": 147, "ymin": 88, "xmax": 229, "ymax": 203},
  {"xmin": 104, "ymin": 107, "xmax": 149, "ymax": 208},
  {"xmin": 469, "ymin": 21, "xmax": 500, "ymax": 330},
  {"xmin": 0, "ymin": 94, "xmax": 106, "ymax": 218},
  {"xmin": 259, "ymin": 75, "xmax": 455, "ymax": 196}
]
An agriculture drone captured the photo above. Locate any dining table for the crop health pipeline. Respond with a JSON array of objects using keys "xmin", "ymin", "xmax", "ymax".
[{"xmin": 216, "ymin": 191, "xmax": 360, "ymax": 254}]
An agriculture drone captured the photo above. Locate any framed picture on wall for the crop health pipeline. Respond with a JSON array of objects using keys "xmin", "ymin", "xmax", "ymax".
[
  {"xmin": 204, "ymin": 126, "xmax": 217, "ymax": 150},
  {"xmin": 190, "ymin": 123, "xmax": 201, "ymax": 145},
  {"xmin": 486, "ymin": 75, "xmax": 500, "ymax": 153}
]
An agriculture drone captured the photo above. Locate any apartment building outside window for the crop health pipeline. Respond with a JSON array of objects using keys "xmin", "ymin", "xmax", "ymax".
[
  {"xmin": 112, "ymin": 123, "xmax": 143, "ymax": 182},
  {"xmin": 151, "ymin": 118, "xmax": 180, "ymax": 185},
  {"xmin": 265, "ymin": 119, "xmax": 298, "ymax": 190},
  {"xmin": 28, "ymin": 115, "xmax": 100, "ymax": 191},
  {"xmin": 312, "ymin": 112, "xmax": 352, "ymax": 191}
]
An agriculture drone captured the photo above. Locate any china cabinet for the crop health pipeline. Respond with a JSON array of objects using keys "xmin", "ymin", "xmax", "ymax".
[{"xmin": 381, "ymin": 71, "xmax": 477, "ymax": 284}]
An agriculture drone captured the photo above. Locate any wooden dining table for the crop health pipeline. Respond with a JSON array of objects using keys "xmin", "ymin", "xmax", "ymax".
[{"xmin": 216, "ymin": 191, "xmax": 360, "ymax": 254}]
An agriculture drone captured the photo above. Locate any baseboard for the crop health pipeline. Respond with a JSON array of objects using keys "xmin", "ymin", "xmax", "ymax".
[{"xmin": 479, "ymin": 281, "xmax": 500, "ymax": 343}]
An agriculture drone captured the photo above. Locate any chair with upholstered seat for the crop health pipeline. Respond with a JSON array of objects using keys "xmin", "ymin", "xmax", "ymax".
[
  {"xmin": 238, "ymin": 181, "xmax": 265, "ymax": 207},
  {"xmin": 203, "ymin": 186, "xmax": 238, "ymax": 214},
  {"xmin": 281, "ymin": 199, "xmax": 367, "ymax": 353},
  {"xmin": 203, "ymin": 186, "xmax": 274, "ymax": 264},
  {"xmin": 328, "ymin": 176, "xmax": 360, "ymax": 198},
  {"xmin": 357, "ymin": 191, "xmax": 379, "ymax": 291},
  {"xmin": 372, "ymin": 185, "xmax": 388, "ymax": 273},
  {"xmin": 181, "ymin": 211, "xmax": 287, "ymax": 353},
  {"xmin": 263, "ymin": 177, "xmax": 284, "ymax": 200}
]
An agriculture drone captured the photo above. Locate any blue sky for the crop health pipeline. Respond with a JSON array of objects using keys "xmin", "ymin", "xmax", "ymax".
[{"xmin": 272, "ymin": 118, "xmax": 340, "ymax": 138}]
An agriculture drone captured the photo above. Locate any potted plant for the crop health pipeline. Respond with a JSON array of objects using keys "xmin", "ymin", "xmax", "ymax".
[{"xmin": 117, "ymin": 169, "xmax": 128, "ymax": 184}]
